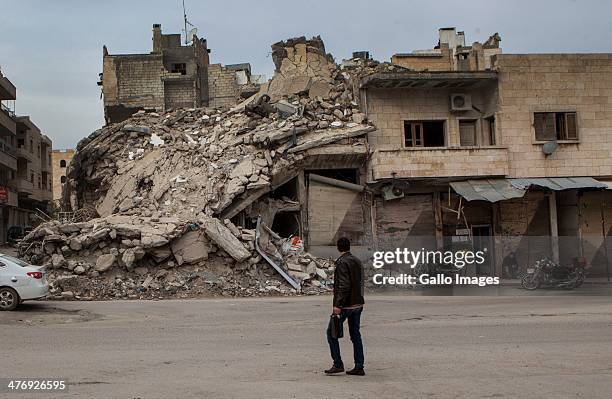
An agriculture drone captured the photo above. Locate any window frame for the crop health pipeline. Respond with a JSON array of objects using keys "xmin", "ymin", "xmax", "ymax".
[
  {"xmin": 403, "ymin": 119, "xmax": 446, "ymax": 148},
  {"xmin": 533, "ymin": 111, "xmax": 579, "ymax": 142}
]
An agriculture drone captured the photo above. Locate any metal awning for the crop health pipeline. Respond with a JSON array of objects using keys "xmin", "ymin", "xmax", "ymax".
[
  {"xmin": 449, "ymin": 179, "xmax": 526, "ymax": 202},
  {"xmin": 510, "ymin": 177, "xmax": 607, "ymax": 191},
  {"xmin": 598, "ymin": 180, "xmax": 612, "ymax": 190},
  {"xmin": 450, "ymin": 177, "xmax": 607, "ymax": 203}
]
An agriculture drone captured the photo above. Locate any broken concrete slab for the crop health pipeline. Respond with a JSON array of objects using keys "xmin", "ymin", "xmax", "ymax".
[
  {"xmin": 200, "ymin": 217, "xmax": 250, "ymax": 262},
  {"xmin": 171, "ymin": 230, "xmax": 210, "ymax": 265}
]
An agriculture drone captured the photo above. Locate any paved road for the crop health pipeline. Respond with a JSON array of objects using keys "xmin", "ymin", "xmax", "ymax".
[{"xmin": 3, "ymin": 295, "xmax": 612, "ymax": 399}]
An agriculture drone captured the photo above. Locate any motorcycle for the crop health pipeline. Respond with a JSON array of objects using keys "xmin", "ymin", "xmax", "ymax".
[{"xmin": 521, "ymin": 257, "xmax": 586, "ymax": 290}]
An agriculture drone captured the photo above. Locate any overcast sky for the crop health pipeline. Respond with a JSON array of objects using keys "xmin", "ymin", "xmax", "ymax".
[{"xmin": 0, "ymin": 0, "xmax": 611, "ymax": 149}]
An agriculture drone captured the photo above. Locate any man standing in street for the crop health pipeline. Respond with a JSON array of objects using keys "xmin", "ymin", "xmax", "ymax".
[{"xmin": 325, "ymin": 237, "xmax": 365, "ymax": 376}]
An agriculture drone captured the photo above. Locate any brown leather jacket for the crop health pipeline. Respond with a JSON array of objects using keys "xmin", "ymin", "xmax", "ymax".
[{"xmin": 333, "ymin": 252, "xmax": 365, "ymax": 308}]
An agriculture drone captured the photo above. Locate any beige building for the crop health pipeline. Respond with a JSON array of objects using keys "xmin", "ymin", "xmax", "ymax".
[
  {"xmin": 0, "ymin": 68, "xmax": 53, "ymax": 242},
  {"xmin": 15, "ymin": 116, "xmax": 53, "ymax": 214},
  {"xmin": 312, "ymin": 28, "xmax": 612, "ymax": 279},
  {"xmin": 51, "ymin": 149, "xmax": 74, "ymax": 204}
]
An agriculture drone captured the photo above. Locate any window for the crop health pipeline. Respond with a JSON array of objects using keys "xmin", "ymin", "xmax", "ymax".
[
  {"xmin": 60, "ymin": 176, "xmax": 66, "ymax": 184},
  {"xmin": 534, "ymin": 112, "xmax": 578, "ymax": 141},
  {"xmin": 60, "ymin": 159, "xmax": 66, "ymax": 168},
  {"xmin": 484, "ymin": 117, "xmax": 496, "ymax": 145},
  {"xmin": 30, "ymin": 172, "xmax": 34, "ymax": 183},
  {"xmin": 459, "ymin": 120, "xmax": 477, "ymax": 146},
  {"xmin": 171, "ymin": 63, "xmax": 187, "ymax": 75},
  {"xmin": 404, "ymin": 121, "xmax": 445, "ymax": 147},
  {"xmin": 17, "ymin": 139, "xmax": 24, "ymax": 148}
]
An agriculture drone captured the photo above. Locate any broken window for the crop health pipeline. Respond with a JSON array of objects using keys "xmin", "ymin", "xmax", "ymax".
[
  {"xmin": 60, "ymin": 176, "xmax": 66, "ymax": 184},
  {"xmin": 404, "ymin": 121, "xmax": 445, "ymax": 147},
  {"xmin": 60, "ymin": 159, "xmax": 66, "ymax": 168},
  {"xmin": 459, "ymin": 120, "xmax": 477, "ymax": 146},
  {"xmin": 171, "ymin": 63, "xmax": 187, "ymax": 75},
  {"xmin": 534, "ymin": 112, "xmax": 578, "ymax": 141}
]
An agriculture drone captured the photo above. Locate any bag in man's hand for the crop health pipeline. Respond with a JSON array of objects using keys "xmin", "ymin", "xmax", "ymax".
[{"xmin": 330, "ymin": 314, "xmax": 344, "ymax": 339}]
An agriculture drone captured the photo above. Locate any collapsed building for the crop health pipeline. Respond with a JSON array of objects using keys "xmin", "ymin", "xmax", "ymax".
[
  {"xmin": 19, "ymin": 27, "xmax": 612, "ymax": 299},
  {"xmin": 20, "ymin": 36, "xmax": 378, "ymax": 299}
]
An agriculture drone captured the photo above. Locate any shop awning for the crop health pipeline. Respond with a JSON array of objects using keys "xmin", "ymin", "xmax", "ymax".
[
  {"xmin": 449, "ymin": 179, "xmax": 526, "ymax": 202},
  {"xmin": 450, "ymin": 177, "xmax": 607, "ymax": 203},
  {"xmin": 509, "ymin": 177, "xmax": 607, "ymax": 191}
]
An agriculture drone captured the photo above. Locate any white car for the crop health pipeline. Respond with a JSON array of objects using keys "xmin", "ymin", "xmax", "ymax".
[{"xmin": 0, "ymin": 254, "xmax": 49, "ymax": 311}]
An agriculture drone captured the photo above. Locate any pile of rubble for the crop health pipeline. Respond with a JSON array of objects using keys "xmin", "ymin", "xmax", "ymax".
[{"xmin": 18, "ymin": 36, "xmax": 380, "ymax": 300}]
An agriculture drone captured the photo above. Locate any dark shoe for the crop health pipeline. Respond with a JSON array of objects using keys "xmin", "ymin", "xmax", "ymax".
[
  {"xmin": 346, "ymin": 368, "xmax": 365, "ymax": 376},
  {"xmin": 324, "ymin": 366, "xmax": 345, "ymax": 374}
]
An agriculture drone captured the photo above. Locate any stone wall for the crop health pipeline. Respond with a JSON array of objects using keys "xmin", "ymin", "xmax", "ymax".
[
  {"xmin": 495, "ymin": 54, "xmax": 612, "ymax": 178},
  {"xmin": 207, "ymin": 64, "xmax": 239, "ymax": 108}
]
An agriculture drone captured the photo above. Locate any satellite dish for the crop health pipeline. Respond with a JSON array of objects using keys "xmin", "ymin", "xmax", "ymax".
[
  {"xmin": 542, "ymin": 140, "xmax": 558, "ymax": 156},
  {"xmin": 186, "ymin": 28, "xmax": 198, "ymax": 43}
]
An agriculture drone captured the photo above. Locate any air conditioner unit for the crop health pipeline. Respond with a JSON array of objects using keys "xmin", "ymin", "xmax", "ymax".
[
  {"xmin": 450, "ymin": 94, "xmax": 472, "ymax": 111},
  {"xmin": 382, "ymin": 184, "xmax": 405, "ymax": 201}
]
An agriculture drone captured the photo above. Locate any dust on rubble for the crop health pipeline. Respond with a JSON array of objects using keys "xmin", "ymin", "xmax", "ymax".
[{"xmin": 17, "ymin": 36, "xmax": 397, "ymax": 301}]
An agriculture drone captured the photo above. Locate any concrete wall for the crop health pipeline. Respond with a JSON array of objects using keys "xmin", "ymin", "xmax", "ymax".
[
  {"xmin": 51, "ymin": 149, "xmax": 74, "ymax": 203},
  {"xmin": 207, "ymin": 64, "xmax": 239, "ymax": 108},
  {"xmin": 365, "ymin": 84, "xmax": 504, "ymax": 179},
  {"xmin": 392, "ymin": 51, "xmax": 452, "ymax": 71},
  {"xmin": 495, "ymin": 54, "xmax": 612, "ymax": 178},
  {"xmin": 103, "ymin": 55, "xmax": 165, "ymax": 112}
]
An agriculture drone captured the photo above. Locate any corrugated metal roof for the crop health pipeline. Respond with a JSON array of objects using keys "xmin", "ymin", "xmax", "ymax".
[
  {"xmin": 449, "ymin": 179, "xmax": 526, "ymax": 202},
  {"xmin": 450, "ymin": 177, "xmax": 607, "ymax": 203},
  {"xmin": 510, "ymin": 177, "xmax": 607, "ymax": 191}
]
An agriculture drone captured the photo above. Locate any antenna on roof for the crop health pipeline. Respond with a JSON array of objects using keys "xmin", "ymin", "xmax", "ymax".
[{"xmin": 182, "ymin": 0, "xmax": 197, "ymax": 44}]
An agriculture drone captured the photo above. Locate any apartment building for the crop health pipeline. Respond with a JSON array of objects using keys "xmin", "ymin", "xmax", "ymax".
[
  {"xmin": 15, "ymin": 116, "xmax": 53, "ymax": 216},
  {"xmin": 51, "ymin": 148, "xmax": 74, "ymax": 204},
  {"xmin": 0, "ymin": 69, "xmax": 52, "ymax": 242},
  {"xmin": 336, "ymin": 28, "xmax": 612, "ymax": 278}
]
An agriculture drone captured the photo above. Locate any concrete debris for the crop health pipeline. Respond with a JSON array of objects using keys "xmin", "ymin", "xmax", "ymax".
[{"xmin": 18, "ymin": 35, "xmax": 378, "ymax": 300}]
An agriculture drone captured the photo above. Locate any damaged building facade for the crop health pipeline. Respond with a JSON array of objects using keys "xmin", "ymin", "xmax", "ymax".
[
  {"xmin": 19, "ymin": 29, "xmax": 612, "ymax": 301},
  {"xmin": 100, "ymin": 24, "xmax": 260, "ymax": 124},
  {"xmin": 356, "ymin": 27, "xmax": 612, "ymax": 279}
]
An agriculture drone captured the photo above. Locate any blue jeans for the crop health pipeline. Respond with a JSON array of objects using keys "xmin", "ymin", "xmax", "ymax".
[{"xmin": 326, "ymin": 307, "xmax": 364, "ymax": 369}]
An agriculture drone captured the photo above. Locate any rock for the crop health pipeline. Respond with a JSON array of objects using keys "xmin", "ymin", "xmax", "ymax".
[
  {"xmin": 122, "ymin": 124, "xmax": 150, "ymax": 134},
  {"xmin": 95, "ymin": 253, "xmax": 116, "ymax": 273},
  {"xmin": 69, "ymin": 237, "xmax": 83, "ymax": 251},
  {"xmin": 74, "ymin": 265, "xmax": 86, "ymax": 275},
  {"xmin": 316, "ymin": 268, "xmax": 327, "ymax": 280},
  {"xmin": 44, "ymin": 242, "xmax": 56, "ymax": 255},
  {"xmin": 306, "ymin": 261, "xmax": 317, "ymax": 276},
  {"xmin": 201, "ymin": 217, "xmax": 250, "ymax": 262},
  {"xmin": 122, "ymin": 248, "xmax": 138, "ymax": 269},
  {"xmin": 287, "ymin": 262, "xmax": 304, "ymax": 272},
  {"xmin": 352, "ymin": 112, "xmax": 366, "ymax": 124},
  {"xmin": 171, "ymin": 230, "xmax": 210, "ymax": 265},
  {"xmin": 51, "ymin": 254, "xmax": 66, "ymax": 269},
  {"xmin": 148, "ymin": 245, "xmax": 171, "ymax": 263},
  {"xmin": 288, "ymin": 270, "xmax": 310, "ymax": 281},
  {"xmin": 141, "ymin": 233, "xmax": 168, "ymax": 248},
  {"xmin": 60, "ymin": 291, "xmax": 75, "ymax": 299},
  {"xmin": 134, "ymin": 267, "xmax": 148, "ymax": 276}
]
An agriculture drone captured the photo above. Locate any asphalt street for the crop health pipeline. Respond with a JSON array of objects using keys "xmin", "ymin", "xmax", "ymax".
[{"xmin": 3, "ymin": 295, "xmax": 612, "ymax": 399}]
